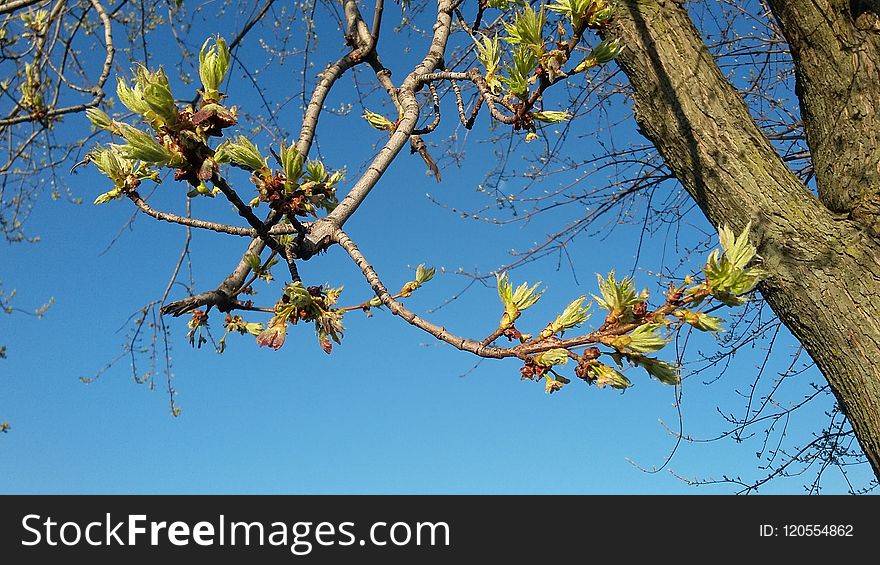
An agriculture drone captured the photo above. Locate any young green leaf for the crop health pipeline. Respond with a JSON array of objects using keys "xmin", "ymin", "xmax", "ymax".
[
  {"xmin": 501, "ymin": 45, "xmax": 538, "ymax": 98},
  {"xmin": 363, "ymin": 110, "xmax": 395, "ymax": 132},
  {"xmin": 531, "ymin": 110, "xmax": 570, "ymax": 124},
  {"xmin": 635, "ymin": 356, "xmax": 680, "ymax": 385},
  {"xmin": 86, "ymin": 108, "xmax": 113, "ymax": 131},
  {"xmin": 546, "ymin": 0, "xmax": 593, "ymax": 29},
  {"xmin": 540, "ymin": 296, "xmax": 591, "ymax": 338},
  {"xmin": 503, "ymin": 4, "xmax": 546, "ymax": 57},
  {"xmin": 474, "ymin": 34, "xmax": 502, "ymax": 93},
  {"xmin": 704, "ymin": 223, "xmax": 764, "ymax": 305},
  {"xmin": 497, "ymin": 272, "xmax": 542, "ymax": 329},
  {"xmin": 199, "ymin": 36, "xmax": 230, "ymax": 102},
  {"xmin": 608, "ymin": 323, "xmax": 670, "ymax": 353},
  {"xmin": 674, "ymin": 309, "xmax": 725, "ymax": 333},
  {"xmin": 280, "ymin": 142, "xmax": 304, "ymax": 183},
  {"xmin": 534, "ymin": 348, "xmax": 570, "ymax": 367},
  {"xmin": 581, "ymin": 361, "xmax": 631, "ymax": 389},
  {"xmin": 593, "ymin": 271, "xmax": 639, "ymax": 312},
  {"xmin": 213, "ymin": 135, "xmax": 267, "ymax": 171},
  {"xmin": 114, "ymin": 122, "xmax": 176, "ymax": 165},
  {"xmin": 572, "ymin": 37, "xmax": 622, "ymax": 73}
]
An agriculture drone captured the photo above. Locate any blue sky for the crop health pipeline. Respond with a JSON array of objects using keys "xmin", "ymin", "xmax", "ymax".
[{"xmin": 0, "ymin": 1, "xmax": 873, "ymax": 494}]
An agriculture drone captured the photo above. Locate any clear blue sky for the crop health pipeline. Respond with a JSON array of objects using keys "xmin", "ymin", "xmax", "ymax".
[{"xmin": 0, "ymin": 1, "xmax": 872, "ymax": 494}]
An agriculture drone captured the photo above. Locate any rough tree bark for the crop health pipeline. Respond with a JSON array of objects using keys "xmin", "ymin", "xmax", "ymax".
[{"xmin": 607, "ymin": 0, "xmax": 880, "ymax": 478}]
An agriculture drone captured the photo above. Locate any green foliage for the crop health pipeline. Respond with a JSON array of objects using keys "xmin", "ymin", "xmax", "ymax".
[
  {"xmin": 496, "ymin": 272, "xmax": 543, "ymax": 330},
  {"xmin": 540, "ymin": 296, "xmax": 592, "ymax": 338},
  {"xmin": 531, "ymin": 110, "xmax": 570, "ymax": 123},
  {"xmin": 305, "ymin": 160, "xmax": 327, "ymax": 184},
  {"xmin": 534, "ymin": 348, "xmax": 570, "ymax": 367},
  {"xmin": 88, "ymin": 145, "xmax": 160, "ymax": 204},
  {"xmin": 593, "ymin": 271, "xmax": 643, "ymax": 317},
  {"xmin": 704, "ymin": 223, "xmax": 764, "ymax": 305},
  {"xmin": 546, "ymin": 0, "xmax": 595, "ymax": 28},
  {"xmin": 501, "ymin": 45, "xmax": 538, "ymax": 98},
  {"xmin": 217, "ymin": 314, "xmax": 263, "ymax": 354},
  {"xmin": 573, "ymin": 37, "xmax": 622, "ymax": 73},
  {"xmin": 117, "ymin": 66, "xmax": 178, "ymax": 127},
  {"xmin": 503, "ymin": 4, "xmax": 546, "ymax": 57},
  {"xmin": 674, "ymin": 309, "xmax": 724, "ymax": 333},
  {"xmin": 259, "ymin": 282, "xmax": 347, "ymax": 354},
  {"xmin": 280, "ymin": 143, "xmax": 304, "ymax": 187},
  {"xmin": 114, "ymin": 122, "xmax": 178, "ymax": 165},
  {"xmin": 607, "ymin": 323, "xmax": 669, "ymax": 353},
  {"xmin": 633, "ymin": 356, "xmax": 680, "ymax": 385},
  {"xmin": 19, "ymin": 63, "xmax": 46, "ymax": 112},
  {"xmin": 579, "ymin": 361, "xmax": 631, "ymax": 389},
  {"xmin": 363, "ymin": 110, "xmax": 395, "ymax": 132},
  {"xmin": 213, "ymin": 135, "xmax": 268, "ymax": 172},
  {"xmin": 86, "ymin": 108, "xmax": 113, "ymax": 130},
  {"xmin": 199, "ymin": 35, "xmax": 231, "ymax": 102},
  {"xmin": 475, "ymin": 34, "xmax": 502, "ymax": 93},
  {"xmin": 400, "ymin": 264, "xmax": 436, "ymax": 297}
]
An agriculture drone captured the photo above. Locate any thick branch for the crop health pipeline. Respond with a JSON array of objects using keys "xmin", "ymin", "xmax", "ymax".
[
  {"xmin": 161, "ymin": 239, "xmax": 266, "ymax": 316},
  {"xmin": 305, "ymin": 0, "xmax": 457, "ymax": 250},
  {"xmin": 766, "ymin": 0, "xmax": 880, "ymax": 234},
  {"xmin": 610, "ymin": 0, "xmax": 880, "ymax": 478}
]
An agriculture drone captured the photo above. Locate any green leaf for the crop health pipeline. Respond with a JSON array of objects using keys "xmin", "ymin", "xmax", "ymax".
[
  {"xmin": 415, "ymin": 264, "xmax": 435, "ymax": 285},
  {"xmin": 116, "ymin": 76, "xmax": 151, "ymax": 116},
  {"xmin": 363, "ymin": 110, "xmax": 395, "ymax": 131},
  {"xmin": 213, "ymin": 135, "xmax": 267, "ymax": 171},
  {"xmin": 582, "ymin": 361, "xmax": 631, "ymax": 389},
  {"xmin": 572, "ymin": 37, "xmax": 622, "ymax": 73},
  {"xmin": 501, "ymin": 45, "xmax": 538, "ymax": 98},
  {"xmin": 593, "ymin": 271, "xmax": 640, "ymax": 312},
  {"xmin": 674, "ymin": 309, "xmax": 724, "ymax": 333},
  {"xmin": 245, "ymin": 252, "xmax": 261, "ymax": 271},
  {"xmin": 718, "ymin": 222, "xmax": 756, "ymax": 270},
  {"xmin": 86, "ymin": 108, "xmax": 113, "ymax": 130},
  {"xmin": 503, "ymin": 4, "xmax": 546, "ymax": 57},
  {"xmin": 544, "ymin": 375, "xmax": 566, "ymax": 394},
  {"xmin": 475, "ymin": 34, "xmax": 502, "ymax": 93},
  {"xmin": 305, "ymin": 160, "xmax": 327, "ymax": 183},
  {"xmin": 199, "ymin": 36, "xmax": 230, "ymax": 101},
  {"xmin": 609, "ymin": 323, "xmax": 669, "ymax": 353},
  {"xmin": 531, "ymin": 110, "xmax": 570, "ymax": 124},
  {"xmin": 280, "ymin": 142, "xmax": 304, "ymax": 183},
  {"xmin": 534, "ymin": 348, "xmax": 570, "ymax": 367},
  {"xmin": 635, "ymin": 356, "xmax": 680, "ymax": 385},
  {"xmin": 546, "ymin": 0, "xmax": 592, "ymax": 28},
  {"xmin": 143, "ymin": 80, "xmax": 178, "ymax": 126},
  {"xmin": 88, "ymin": 144, "xmax": 134, "ymax": 183},
  {"xmin": 283, "ymin": 281, "xmax": 315, "ymax": 308},
  {"xmin": 704, "ymin": 223, "xmax": 764, "ymax": 305},
  {"xmin": 324, "ymin": 285, "xmax": 344, "ymax": 307},
  {"xmin": 541, "ymin": 296, "xmax": 591, "ymax": 338},
  {"xmin": 114, "ymin": 122, "xmax": 176, "ymax": 165},
  {"xmin": 497, "ymin": 272, "xmax": 542, "ymax": 329},
  {"xmin": 93, "ymin": 187, "xmax": 122, "ymax": 205}
]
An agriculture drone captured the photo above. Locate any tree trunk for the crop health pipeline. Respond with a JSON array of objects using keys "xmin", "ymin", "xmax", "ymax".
[{"xmin": 607, "ymin": 0, "xmax": 880, "ymax": 479}]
